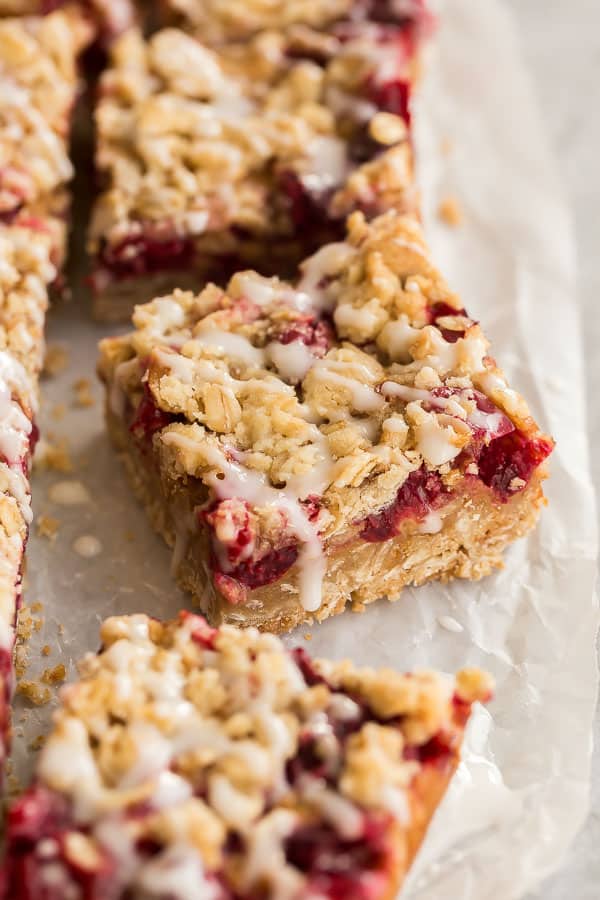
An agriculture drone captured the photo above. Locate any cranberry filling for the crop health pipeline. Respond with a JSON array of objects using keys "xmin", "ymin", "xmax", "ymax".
[
  {"xmin": 215, "ymin": 544, "xmax": 299, "ymax": 595},
  {"xmin": 180, "ymin": 611, "xmax": 218, "ymax": 650},
  {"xmin": 367, "ymin": 77, "xmax": 411, "ymax": 125},
  {"xmin": 403, "ymin": 731, "xmax": 454, "ymax": 769},
  {"xmin": 278, "ymin": 170, "xmax": 340, "ymax": 232},
  {"xmin": 285, "ymin": 814, "xmax": 394, "ymax": 900},
  {"xmin": 429, "ymin": 301, "xmax": 469, "ymax": 343},
  {"xmin": 475, "ymin": 430, "xmax": 554, "ymax": 501},
  {"xmin": 3, "ymin": 785, "xmax": 118, "ymax": 900},
  {"xmin": 360, "ymin": 467, "xmax": 447, "ymax": 542},
  {"xmin": 359, "ymin": 0, "xmax": 430, "ymax": 28},
  {"xmin": 293, "ymin": 647, "xmax": 327, "ymax": 687},
  {"xmin": 129, "ymin": 388, "xmax": 174, "ymax": 443},
  {"xmin": 95, "ymin": 230, "xmax": 195, "ymax": 283},
  {"xmin": 275, "ymin": 315, "xmax": 335, "ymax": 358}
]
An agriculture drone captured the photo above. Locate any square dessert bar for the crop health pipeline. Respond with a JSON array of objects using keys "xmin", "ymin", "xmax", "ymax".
[
  {"xmin": 0, "ymin": 224, "xmax": 56, "ymax": 774},
  {"xmin": 164, "ymin": 0, "xmax": 433, "ymax": 45},
  {"xmin": 2, "ymin": 611, "xmax": 493, "ymax": 898},
  {"xmin": 98, "ymin": 211, "xmax": 554, "ymax": 633},
  {"xmin": 89, "ymin": 23, "xmax": 422, "ymax": 320},
  {"xmin": 0, "ymin": 8, "xmax": 93, "ymax": 269}
]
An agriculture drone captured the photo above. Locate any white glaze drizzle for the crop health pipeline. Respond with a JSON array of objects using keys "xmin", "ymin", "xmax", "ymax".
[{"xmin": 162, "ymin": 433, "xmax": 330, "ymax": 612}]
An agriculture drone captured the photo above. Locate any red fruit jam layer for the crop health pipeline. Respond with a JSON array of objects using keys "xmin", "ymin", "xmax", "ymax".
[
  {"xmin": 285, "ymin": 814, "xmax": 396, "ymax": 900},
  {"xmin": 129, "ymin": 388, "xmax": 175, "ymax": 443},
  {"xmin": 204, "ymin": 496, "xmax": 324, "ymax": 600},
  {"xmin": 275, "ymin": 314, "xmax": 335, "ymax": 357},
  {"xmin": 361, "ymin": 467, "xmax": 447, "ymax": 542},
  {"xmin": 94, "ymin": 231, "xmax": 195, "ymax": 284},
  {"xmin": 475, "ymin": 430, "xmax": 554, "ymax": 500},
  {"xmin": 3, "ymin": 785, "xmax": 117, "ymax": 900},
  {"xmin": 428, "ymin": 301, "xmax": 469, "ymax": 343}
]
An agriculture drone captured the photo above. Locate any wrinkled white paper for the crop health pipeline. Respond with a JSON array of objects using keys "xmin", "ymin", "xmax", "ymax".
[{"xmin": 11, "ymin": 1, "xmax": 598, "ymax": 898}]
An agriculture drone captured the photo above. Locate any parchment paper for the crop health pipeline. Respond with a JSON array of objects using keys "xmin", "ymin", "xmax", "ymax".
[{"xmin": 11, "ymin": 1, "xmax": 599, "ymax": 898}]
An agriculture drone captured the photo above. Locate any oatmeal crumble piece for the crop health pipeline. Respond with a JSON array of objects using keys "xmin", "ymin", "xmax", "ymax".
[
  {"xmin": 164, "ymin": 0, "xmax": 434, "ymax": 44},
  {"xmin": 43, "ymin": 343, "xmax": 69, "ymax": 377},
  {"xmin": 438, "ymin": 194, "xmax": 464, "ymax": 227},
  {"xmin": 89, "ymin": 19, "xmax": 427, "ymax": 320},
  {"xmin": 16, "ymin": 679, "xmax": 51, "ymax": 706},
  {"xmin": 3, "ymin": 611, "xmax": 491, "ymax": 898},
  {"xmin": 36, "ymin": 513, "xmax": 60, "ymax": 540},
  {"xmin": 98, "ymin": 211, "xmax": 553, "ymax": 633}
]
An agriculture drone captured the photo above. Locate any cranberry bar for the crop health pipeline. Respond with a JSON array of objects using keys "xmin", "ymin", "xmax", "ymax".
[
  {"xmin": 0, "ymin": 8, "xmax": 93, "ymax": 270},
  {"xmin": 0, "ymin": 223, "xmax": 56, "ymax": 775},
  {"xmin": 164, "ymin": 0, "xmax": 433, "ymax": 45},
  {"xmin": 2, "ymin": 611, "xmax": 493, "ymax": 898},
  {"xmin": 88, "ymin": 22, "xmax": 422, "ymax": 320},
  {"xmin": 98, "ymin": 211, "xmax": 554, "ymax": 632}
]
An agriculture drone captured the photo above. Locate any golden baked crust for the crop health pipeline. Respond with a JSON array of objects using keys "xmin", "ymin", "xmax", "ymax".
[
  {"xmin": 3, "ymin": 611, "xmax": 493, "ymax": 898},
  {"xmin": 98, "ymin": 212, "xmax": 553, "ymax": 629}
]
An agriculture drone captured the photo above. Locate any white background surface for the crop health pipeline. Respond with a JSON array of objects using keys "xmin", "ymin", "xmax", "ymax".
[
  {"xmin": 504, "ymin": 3, "xmax": 600, "ymax": 898},
  {"xmin": 10, "ymin": 2, "xmax": 599, "ymax": 898}
]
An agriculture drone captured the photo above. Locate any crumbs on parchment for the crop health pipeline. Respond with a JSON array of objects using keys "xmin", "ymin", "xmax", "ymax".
[{"xmin": 438, "ymin": 194, "xmax": 464, "ymax": 227}]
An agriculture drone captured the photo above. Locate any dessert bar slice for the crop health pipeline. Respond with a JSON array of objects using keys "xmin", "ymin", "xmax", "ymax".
[
  {"xmin": 0, "ymin": 8, "xmax": 93, "ymax": 270},
  {"xmin": 0, "ymin": 223, "xmax": 56, "ymax": 776},
  {"xmin": 89, "ymin": 23, "xmax": 421, "ymax": 320},
  {"xmin": 164, "ymin": 0, "xmax": 433, "ymax": 45},
  {"xmin": 98, "ymin": 211, "xmax": 554, "ymax": 632},
  {"xmin": 2, "ymin": 611, "xmax": 493, "ymax": 898}
]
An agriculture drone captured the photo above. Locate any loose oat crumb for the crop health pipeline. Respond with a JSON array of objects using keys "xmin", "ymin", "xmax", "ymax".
[
  {"xmin": 36, "ymin": 514, "xmax": 60, "ymax": 540},
  {"xmin": 438, "ymin": 195, "xmax": 464, "ymax": 227},
  {"xmin": 42, "ymin": 645, "xmax": 51, "ymax": 656},
  {"xmin": 29, "ymin": 734, "xmax": 46, "ymax": 751},
  {"xmin": 31, "ymin": 602, "xmax": 43, "ymax": 614},
  {"xmin": 51, "ymin": 403, "xmax": 67, "ymax": 421},
  {"xmin": 14, "ymin": 645, "xmax": 28, "ymax": 679},
  {"xmin": 17, "ymin": 606, "xmax": 35, "ymax": 642},
  {"xmin": 58, "ymin": 623, "xmax": 65, "ymax": 636},
  {"xmin": 304, "ymin": 633, "xmax": 312, "ymax": 641},
  {"xmin": 73, "ymin": 534, "xmax": 103, "ymax": 558},
  {"xmin": 41, "ymin": 664, "xmax": 67, "ymax": 685},
  {"xmin": 34, "ymin": 438, "xmax": 73, "ymax": 473},
  {"xmin": 48, "ymin": 480, "xmax": 91, "ymax": 506},
  {"xmin": 73, "ymin": 377, "xmax": 95, "ymax": 408},
  {"xmin": 43, "ymin": 344, "xmax": 69, "ymax": 377},
  {"xmin": 16, "ymin": 680, "xmax": 52, "ymax": 706}
]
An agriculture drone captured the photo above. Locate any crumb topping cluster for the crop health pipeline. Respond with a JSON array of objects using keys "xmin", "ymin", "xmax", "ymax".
[
  {"xmin": 90, "ymin": 25, "xmax": 416, "ymax": 256},
  {"xmin": 167, "ymin": 0, "xmax": 356, "ymax": 40},
  {"xmin": 166, "ymin": 0, "xmax": 432, "ymax": 44},
  {"xmin": 0, "ymin": 10, "xmax": 91, "ymax": 224},
  {"xmin": 100, "ymin": 212, "xmax": 551, "ymax": 607},
  {"xmin": 23, "ymin": 611, "xmax": 491, "ymax": 896}
]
